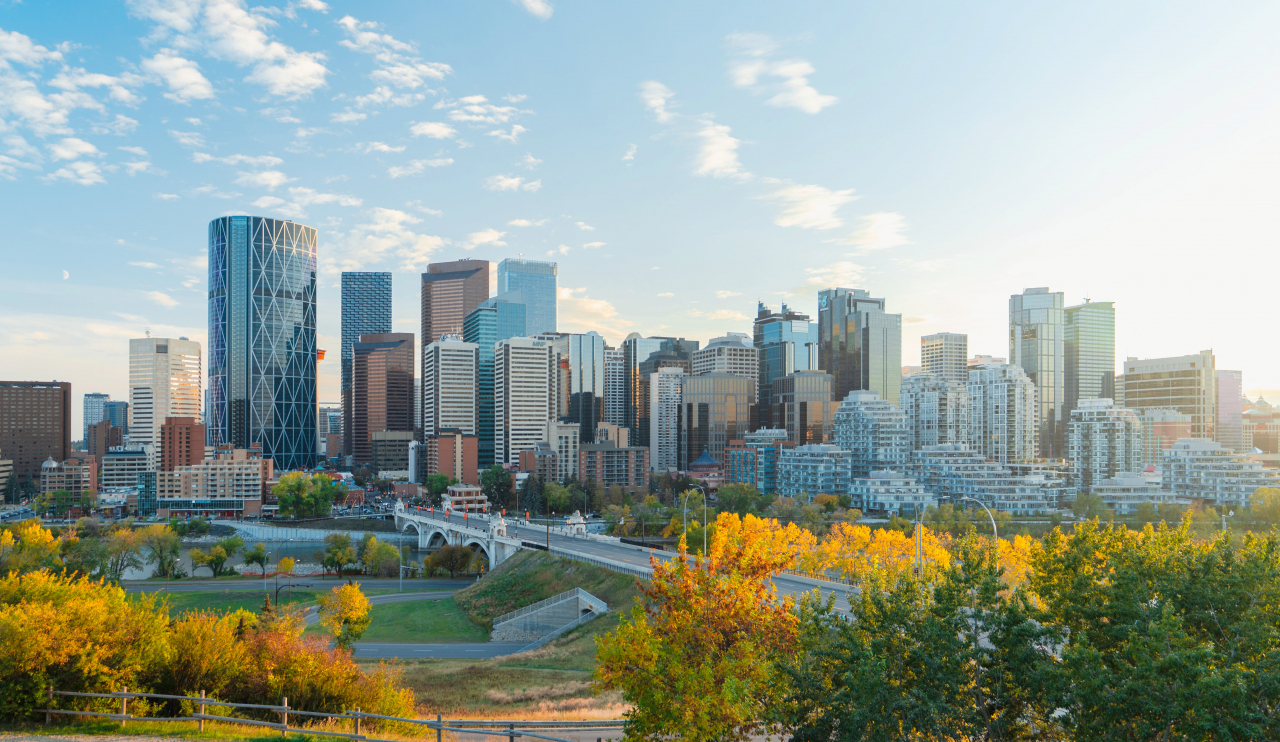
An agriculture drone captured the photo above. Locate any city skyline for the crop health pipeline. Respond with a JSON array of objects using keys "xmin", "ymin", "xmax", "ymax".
[{"xmin": 3, "ymin": 1, "xmax": 1279, "ymax": 438}]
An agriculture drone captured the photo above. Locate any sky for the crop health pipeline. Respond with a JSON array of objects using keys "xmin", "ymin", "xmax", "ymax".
[{"xmin": 2, "ymin": 0, "xmax": 1279, "ymax": 436}]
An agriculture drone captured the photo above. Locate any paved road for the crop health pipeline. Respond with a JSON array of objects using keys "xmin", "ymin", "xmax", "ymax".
[
  {"xmin": 412, "ymin": 510, "xmax": 854, "ymax": 613},
  {"xmin": 122, "ymin": 576, "xmax": 479, "ymax": 593}
]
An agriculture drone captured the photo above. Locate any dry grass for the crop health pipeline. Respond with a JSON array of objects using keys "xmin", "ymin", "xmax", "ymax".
[{"xmin": 484, "ymin": 681, "xmax": 590, "ymax": 704}]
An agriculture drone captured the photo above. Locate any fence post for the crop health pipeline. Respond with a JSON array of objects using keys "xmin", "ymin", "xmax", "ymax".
[
  {"xmin": 508, "ymin": 722, "xmax": 516, "ymax": 742},
  {"xmin": 280, "ymin": 696, "xmax": 288, "ymax": 737},
  {"xmin": 199, "ymin": 690, "xmax": 205, "ymax": 732},
  {"xmin": 354, "ymin": 707, "xmax": 360, "ymax": 737},
  {"xmin": 436, "ymin": 713, "xmax": 442, "ymax": 742},
  {"xmin": 45, "ymin": 686, "xmax": 52, "ymax": 725},
  {"xmin": 121, "ymin": 686, "xmax": 127, "ymax": 727}
]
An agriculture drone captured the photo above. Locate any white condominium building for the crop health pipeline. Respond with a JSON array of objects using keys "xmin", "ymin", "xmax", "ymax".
[
  {"xmin": 603, "ymin": 347, "xmax": 626, "ymax": 426},
  {"xmin": 968, "ymin": 363, "xmax": 1038, "ymax": 463},
  {"xmin": 833, "ymin": 390, "xmax": 910, "ymax": 478},
  {"xmin": 1162, "ymin": 438, "xmax": 1280, "ymax": 509},
  {"xmin": 1067, "ymin": 398, "xmax": 1144, "ymax": 491},
  {"xmin": 545, "ymin": 420, "xmax": 581, "ymax": 483},
  {"xmin": 911, "ymin": 444, "xmax": 1068, "ymax": 515},
  {"xmin": 1092, "ymin": 473, "xmax": 1172, "ymax": 516},
  {"xmin": 494, "ymin": 337, "xmax": 558, "ymax": 466},
  {"xmin": 649, "ymin": 367, "xmax": 685, "ymax": 472},
  {"xmin": 777, "ymin": 444, "xmax": 853, "ymax": 503},
  {"xmin": 422, "ymin": 338, "xmax": 480, "ymax": 436},
  {"xmin": 850, "ymin": 470, "xmax": 937, "ymax": 515},
  {"xmin": 900, "ymin": 373, "xmax": 969, "ymax": 451},
  {"xmin": 692, "ymin": 334, "xmax": 759, "ymax": 383}
]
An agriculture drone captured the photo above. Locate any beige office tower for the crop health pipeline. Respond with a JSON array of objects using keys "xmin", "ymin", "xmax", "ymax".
[
  {"xmin": 1117, "ymin": 350, "xmax": 1217, "ymax": 440},
  {"xmin": 129, "ymin": 337, "xmax": 202, "ymax": 469},
  {"xmin": 921, "ymin": 332, "xmax": 968, "ymax": 384}
]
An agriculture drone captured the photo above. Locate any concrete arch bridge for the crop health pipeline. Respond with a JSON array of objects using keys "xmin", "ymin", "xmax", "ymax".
[{"xmin": 394, "ymin": 503, "xmax": 523, "ymax": 569}]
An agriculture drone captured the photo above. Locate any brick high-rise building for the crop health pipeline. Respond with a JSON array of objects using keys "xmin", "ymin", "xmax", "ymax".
[
  {"xmin": 426, "ymin": 428, "xmax": 479, "ymax": 485},
  {"xmin": 160, "ymin": 416, "xmax": 206, "ymax": 471},
  {"xmin": 351, "ymin": 333, "xmax": 415, "ymax": 467},
  {"xmin": 87, "ymin": 419, "xmax": 124, "ymax": 463},
  {"xmin": 421, "ymin": 259, "xmax": 488, "ymax": 346},
  {"xmin": 0, "ymin": 380, "xmax": 72, "ymax": 482}
]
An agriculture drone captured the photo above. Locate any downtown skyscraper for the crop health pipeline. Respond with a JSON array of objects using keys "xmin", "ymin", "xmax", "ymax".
[
  {"xmin": 129, "ymin": 336, "xmax": 202, "ymax": 466},
  {"xmin": 341, "ymin": 272, "xmax": 392, "ymax": 457},
  {"xmin": 1064, "ymin": 299, "xmax": 1115, "ymax": 422},
  {"xmin": 1010, "ymin": 287, "xmax": 1065, "ymax": 459},
  {"xmin": 207, "ymin": 216, "xmax": 318, "ymax": 471},
  {"xmin": 818, "ymin": 288, "xmax": 902, "ymax": 405},
  {"xmin": 421, "ymin": 259, "xmax": 488, "ymax": 438},
  {"xmin": 754, "ymin": 302, "xmax": 819, "ymax": 429},
  {"xmin": 496, "ymin": 258, "xmax": 557, "ymax": 335}
]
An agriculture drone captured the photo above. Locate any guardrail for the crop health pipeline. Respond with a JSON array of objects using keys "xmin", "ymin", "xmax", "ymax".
[
  {"xmin": 39, "ymin": 687, "xmax": 623, "ymax": 741},
  {"xmin": 520, "ymin": 609, "xmax": 604, "ymax": 653},
  {"xmin": 492, "ymin": 587, "xmax": 589, "ymax": 627},
  {"xmin": 549, "ymin": 548, "xmax": 653, "ymax": 577}
]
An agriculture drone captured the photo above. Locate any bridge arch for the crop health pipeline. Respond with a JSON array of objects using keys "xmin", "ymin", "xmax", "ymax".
[{"xmin": 462, "ymin": 538, "xmax": 492, "ymax": 570}]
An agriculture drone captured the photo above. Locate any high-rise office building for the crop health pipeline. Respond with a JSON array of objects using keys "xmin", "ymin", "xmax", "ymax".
[
  {"xmin": 1216, "ymin": 370, "xmax": 1244, "ymax": 452},
  {"xmin": 82, "ymin": 393, "xmax": 110, "ymax": 441},
  {"xmin": 900, "ymin": 372, "xmax": 969, "ymax": 450},
  {"xmin": 0, "ymin": 381, "xmax": 71, "ymax": 482},
  {"xmin": 1116, "ymin": 351, "xmax": 1217, "ymax": 440},
  {"xmin": 422, "ymin": 337, "xmax": 479, "ymax": 438},
  {"xmin": 818, "ymin": 288, "xmax": 902, "ymax": 404},
  {"xmin": 463, "ymin": 295, "xmax": 527, "ymax": 466},
  {"xmin": 1064, "ymin": 300, "xmax": 1115, "ymax": 423},
  {"xmin": 130, "ymin": 336, "xmax": 201, "ymax": 467},
  {"xmin": 649, "ymin": 367, "xmax": 685, "ymax": 472},
  {"xmin": 318, "ymin": 405, "xmax": 341, "ymax": 458},
  {"xmin": 920, "ymin": 333, "xmax": 968, "ymax": 384},
  {"xmin": 1066, "ymin": 399, "xmax": 1144, "ymax": 491},
  {"xmin": 1009, "ymin": 287, "xmax": 1065, "ymax": 458},
  {"xmin": 968, "ymin": 363, "xmax": 1038, "ymax": 463},
  {"xmin": 160, "ymin": 416, "xmax": 206, "ymax": 472},
  {"xmin": 754, "ymin": 302, "xmax": 819, "ymax": 429},
  {"xmin": 496, "ymin": 259, "xmax": 557, "ymax": 335},
  {"xmin": 544, "ymin": 420, "xmax": 581, "ymax": 483},
  {"xmin": 421, "ymin": 259, "xmax": 489, "ymax": 344},
  {"xmin": 771, "ymin": 370, "xmax": 836, "ymax": 444},
  {"xmin": 208, "ymin": 216, "xmax": 317, "ymax": 471},
  {"xmin": 692, "ymin": 334, "xmax": 758, "ymax": 382},
  {"xmin": 494, "ymin": 337, "xmax": 558, "ymax": 466},
  {"xmin": 561, "ymin": 332, "xmax": 608, "ymax": 443},
  {"xmin": 603, "ymin": 347, "xmax": 626, "ymax": 427},
  {"xmin": 87, "ymin": 420, "xmax": 123, "ymax": 464},
  {"xmin": 680, "ymin": 372, "xmax": 755, "ymax": 469},
  {"xmin": 341, "ymin": 272, "xmax": 392, "ymax": 457},
  {"xmin": 351, "ymin": 333, "xmax": 415, "ymax": 466},
  {"xmin": 623, "ymin": 334, "xmax": 700, "ymax": 450},
  {"xmin": 833, "ymin": 390, "xmax": 910, "ymax": 479}
]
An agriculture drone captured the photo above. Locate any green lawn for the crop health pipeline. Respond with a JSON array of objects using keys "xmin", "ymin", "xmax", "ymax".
[
  {"xmin": 356, "ymin": 597, "xmax": 488, "ymax": 643},
  {"xmin": 144, "ymin": 589, "xmax": 319, "ymax": 616}
]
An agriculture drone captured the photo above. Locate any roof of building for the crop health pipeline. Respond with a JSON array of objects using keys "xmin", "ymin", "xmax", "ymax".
[{"xmin": 689, "ymin": 449, "xmax": 721, "ymax": 470}]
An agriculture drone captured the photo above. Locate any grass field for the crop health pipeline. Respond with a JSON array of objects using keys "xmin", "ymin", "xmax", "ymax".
[{"xmin": 352, "ymin": 597, "xmax": 488, "ymax": 643}]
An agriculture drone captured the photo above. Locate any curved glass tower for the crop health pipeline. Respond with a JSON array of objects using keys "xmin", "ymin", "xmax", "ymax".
[{"xmin": 208, "ymin": 216, "xmax": 318, "ymax": 471}]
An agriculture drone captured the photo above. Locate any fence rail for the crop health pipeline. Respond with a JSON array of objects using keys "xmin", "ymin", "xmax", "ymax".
[
  {"xmin": 492, "ymin": 587, "xmax": 587, "ymax": 627},
  {"xmin": 549, "ymin": 548, "xmax": 653, "ymax": 577},
  {"xmin": 40, "ymin": 687, "xmax": 624, "ymax": 741}
]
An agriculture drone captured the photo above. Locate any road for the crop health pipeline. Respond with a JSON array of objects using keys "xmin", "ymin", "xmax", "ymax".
[
  {"xmin": 415, "ymin": 510, "xmax": 854, "ymax": 613},
  {"xmin": 122, "ymin": 577, "xmax": 475, "ymax": 593}
]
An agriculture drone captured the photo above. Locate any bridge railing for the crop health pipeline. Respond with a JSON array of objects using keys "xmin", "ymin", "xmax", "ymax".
[
  {"xmin": 492, "ymin": 587, "xmax": 591, "ymax": 627},
  {"xmin": 549, "ymin": 547, "xmax": 654, "ymax": 578}
]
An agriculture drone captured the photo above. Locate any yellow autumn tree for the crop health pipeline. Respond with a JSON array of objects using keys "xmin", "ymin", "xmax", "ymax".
[
  {"xmin": 997, "ymin": 533, "xmax": 1036, "ymax": 589},
  {"xmin": 595, "ymin": 512, "xmax": 799, "ymax": 742},
  {"xmin": 817, "ymin": 522, "xmax": 951, "ymax": 583},
  {"xmin": 317, "ymin": 582, "xmax": 371, "ymax": 649}
]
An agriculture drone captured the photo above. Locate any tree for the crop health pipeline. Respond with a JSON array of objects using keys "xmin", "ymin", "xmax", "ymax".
[
  {"xmin": 480, "ymin": 464, "xmax": 511, "ymax": 508},
  {"xmin": 243, "ymin": 542, "xmax": 269, "ymax": 575},
  {"xmin": 518, "ymin": 475, "xmax": 543, "ymax": 515},
  {"xmin": 544, "ymin": 482, "xmax": 572, "ymax": 513},
  {"xmin": 102, "ymin": 525, "xmax": 143, "ymax": 583},
  {"xmin": 423, "ymin": 474, "xmax": 455, "ymax": 506},
  {"xmin": 596, "ymin": 513, "xmax": 801, "ymax": 742},
  {"xmin": 190, "ymin": 535, "xmax": 244, "ymax": 577},
  {"xmin": 276, "ymin": 556, "xmax": 296, "ymax": 602},
  {"xmin": 321, "ymin": 533, "xmax": 357, "ymax": 577},
  {"xmin": 1072, "ymin": 491, "xmax": 1109, "ymax": 520},
  {"xmin": 431, "ymin": 544, "xmax": 474, "ymax": 578},
  {"xmin": 141, "ymin": 524, "xmax": 183, "ymax": 579},
  {"xmin": 317, "ymin": 582, "xmax": 372, "ymax": 650},
  {"xmin": 360, "ymin": 537, "xmax": 400, "ymax": 577},
  {"xmin": 274, "ymin": 473, "xmax": 340, "ymax": 518},
  {"xmin": 1250, "ymin": 486, "xmax": 1280, "ymax": 524},
  {"xmin": 1134, "ymin": 500, "xmax": 1159, "ymax": 525},
  {"xmin": 0, "ymin": 519, "xmax": 63, "ymax": 575}
]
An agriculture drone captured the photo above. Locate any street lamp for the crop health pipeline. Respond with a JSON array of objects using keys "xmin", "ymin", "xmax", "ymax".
[
  {"xmin": 958, "ymin": 497, "xmax": 997, "ymax": 541},
  {"xmin": 683, "ymin": 485, "xmax": 709, "ymax": 555}
]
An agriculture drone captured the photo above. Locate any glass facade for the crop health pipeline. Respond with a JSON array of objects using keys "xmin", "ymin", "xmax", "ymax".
[
  {"xmin": 497, "ymin": 258, "xmax": 557, "ymax": 335},
  {"xmin": 754, "ymin": 302, "xmax": 819, "ymax": 429},
  {"xmin": 622, "ymin": 334, "xmax": 700, "ymax": 449},
  {"xmin": 208, "ymin": 216, "xmax": 318, "ymax": 472},
  {"xmin": 679, "ymin": 373, "xmax": 754, "ymax": 469},
  {"xmin": 565, "ymin": 332, "xmax": 607, "ymax": 443},
  {"xmin": 341, "ymin": 272, "xmax": 392, "ymax": 456},
  {"xmin": 771, "ymin": 370, "xmax": 836, "ymax": 444},
  {"xmin": 1064, "ymin": 300, "xmax": 1114, "ymax": 423},
  {"xmin": 1009, "ymin": 287, "xmax": 1065, "ymax": 458},
  {"xmin": 463, "ymin": 296, "xmax": 526, "ymax": 466},
  {"xmin": 103, "ymin": 401, "xmax": 129, "ymax": 433},
  {"xmin": 817, "ymin": 288, "xmax": 902, "ymax": 405}
]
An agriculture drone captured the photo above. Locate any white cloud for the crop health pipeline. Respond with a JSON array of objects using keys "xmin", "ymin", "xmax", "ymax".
[
  {"xmin": 48, "ymin": 67, "xmax": 144, "ymax": 105},
  {"xmin": 191, "ymin": 184, "xmax": 241, "ymax": 198},
  {"xmin": 463, "ymin": 228, "xmax": 506, "ymax": 250},
  {"xmin": 352, "ymin": 85, "xmax": 425, "ymax": 108},
  {"xmin": 436, "ymin": 94, "xmax": 526, "ymax": 124},
  {"xmin": 235, "ymin": 169, "xmax": 293, "ymax": 189},
  {"xmin": 557, "ymin": 288, "xmax": 634, "ymax": 343},
  {"xmin": 325, "ymin": 207, "xmax": 447, "ymax": 272},
  {"xmin": 507, "ymin": 218, "xmax": 546, "ymax": 227},
  {"xmin": 358, "ymin": 141, "xmax": 405, "ymax": 153},
  {"xmin": 123, "ymin": 160, "xmax": 161, "ymax": 176},
  {"xmin": 503, "ymin": 94, "xmax": 527, "ymax": 103},
  {"xmin": 48, "ymin": 137, "xmax": 101, "ymax": 160},
  {"xmin": 706, "ymin": 310, "xmax": 748, "ymax": 321},
  {"xmin": 129, "ymin": 261, "xmax": 161, "ymax": 269},
  {"xmin": 840, "ymin": 212, "xmax": 911, "ymax": 251},
  {"xmin": 297, "ymin": 0, "xmax": 329, "ymax": 11},
  {"xmin": 406, "ymin": 199, "xmax": 442, "ymax": 216},
  {"xmin": 487, "ymin": 124, "xmax": 527, "ymax": 143},
  {"xmin": 725, "ymin": 33, "xmax": 837, "ymax": 114},
  {"xmin": 0, "ymin": 28, "xmax": 64, "ymax": 65},
  {"xmin": 582, "ymin": 241, "xmax": 605, "ymax": 249},
  {"xmin": 639, "ymin": 81, "xmax": 675, "ymax": 123},
  {"xmin": 120, "ymin": 145, "xmax": 149, "ymax": 156},
  {"xmin": 336, "ymin": 15, "xmax": 452, "ymax": 90},
  {"xmin": 410, "ymin": 121, "xmax": 456, "ymax": 139},
  {"xmin": 193, "ymin": 152, "xmax": 284, "ymax": 166},
  {"xmin": 330, "ymin": 109, "xmax": 366, "ymax": 123},
  {"xmin": 144, "ymin": 290, "xmax": 179, "ymax": 309},
  {"xmin": 519, "ymin": 153, "xmax": 542, "ymax": 169},
  {"xmin": 893, "ymin": 258, "xmax": 951, "ymax": 273},
  {"xmin": 287, "ymin": 186, "xmax": 361, "ymax": 207},
  {"xmin": 693, "ymin": 119, "xmax": 749, "ymax": 179},
  {"xmin": 804, "ymin": 261, "xmax": 866, "ymax": 288},
  {"xmin": 484, "ymin": 174, "xmax": 540, "ymax": 192},
  {"xmin": 387, "ymin": 157, "xmax": 453, "ymax": 178},
  {"xmin": 0, "ymin": 67, "xmax": 100, "ymax": 137},
  {"xmin": 657, "ymin": 292, "xmax": 673, "ymax": 297},
  {"xmin": 142, "ymin": 49, "xmax": 215, "ymax": 103},
  {"xmin": 261, "ymin": 106, "xmax": 301, "ymax": 123},
  {"xmin": 168, "ymin": 129, "xmax": 206, "ymax": 148},
  {"xmin": 90, "ymin": 114, "xmax": 140, "ymax": 136},
  {"xmin": 575, "ymin": 221, "xmax": 594, "ymax": 230},
  {"xmin": 623, "ymin": 143, "xmax": 636, "ymax": 162},
  {"xmin": 768, "ymin": 183, "xmax": 857, "ymax": 229},
  {"xmin": 42, "ymin": 161, "xmax": 105, "ymax": 185},
  {"xmin": 154, "ymin": 192, "xmax": 179, "ymax": 200},
  {"xmin": 513, "ymin": 0, "xmax": 553, "ymax": 20},
  {"xmin": 547, "ymin": 244, "xmax": 570, "ymax": 255},
  {"xmin": 715, "ymin": 290, "xmax": 742, "ymax": 299}
]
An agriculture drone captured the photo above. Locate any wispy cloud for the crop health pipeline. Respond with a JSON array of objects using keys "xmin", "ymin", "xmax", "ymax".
[
  {"xmin": 725, "ymin": 33, "xmax": 837, "ymax": 114},
  {"xmin": 715, "ymin": 290, "xmax": 742, "ymax": 299},
  {"xmin": 387, "ymin": 158, "xmax": 454, "ymax": 178},
  {"xmin": 639, "ymin": 81, "xmax": 676, "ymax": 123},
  {"xmin": 487, "ymin": 124, "xmax": 527, "ymax": 144},
  {"xmin": 622, "ymin": 143, "xmax": 636, "ymax": 162},
  {"xmin": 694, "ymin": 120, "xmax": 749, "ymax": 180},
  {"xmin": 840, "ymin": 212, "xmax": 911, "ymax": 251},
  {"xmin": 513, "ymin": 0, "xmax": 553, "ymax": 21},
  {"xmin": 462, "ymin": 228, "xmax": 507, "ymax": 250},
  {"xmin": 484, "ymin": 174, "xmax": 541, "ymax": 192},
  {"xmin": 193, "ymin": 152, "xmax": 284, "ymax": 167},
  {"xmin": 582, "ymin": 241, "xmax": 605, "ymax": 249},
  {"xmin": 144, "ymin": 290, "xmax": 179, "ymax": 309},
  {"xmin": 410, "ymin": 121, "xmax": 456, "ymax": 139},
  {"xmin": 508, "ymin": 218, "xmax": 547, "ymax": 227},
  {"xmin": 768, "ymin": 184, "xmax": 856, "ymax": 229}
]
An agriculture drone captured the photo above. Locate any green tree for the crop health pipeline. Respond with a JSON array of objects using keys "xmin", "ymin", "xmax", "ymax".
[
  {"xmin": 273, "ymin": 473, "xmax": 340, "ymax": 518},
  {"xmin": 1134, "ymin": 500, "xmax": 1159, "ymax": 525},
  {"xmin": 321, "ymin": 533, "xmax": 357, "ymax": 577},
  {"xmin": 430, "ymin": 543, "xmax": 473, "ymax": 578},
  {"xmin": 480, "ymin": 464, "xmax": 512, "ymax": 508},
  {"xmin": 1250, "ymin": 486, "xmax": 1280, "ymax": 524},
  {"xmin": 242, "ymin": 542, "xmax": 269, "ymax": 575},
  {"xmin": 101, "ymin": 525, "xmax": 144, "ymax": 583},
  {"xmin": 518, "ymin": 475, "xmax": 543, "ymax": 515},
  {"xmin": 1072, "ymin": 491, "xmax": 1109, "ymax": 520},
  {"xmin": 141, "ymin": 524, "xmax": 182, "ymax": 579},
  {"xmin": 544, "ymin": 482, "xmax": 572, "ymax": 513},
  {"xmin": 423, "ymin": 474, "xmax": 455, "ymax": 506}
]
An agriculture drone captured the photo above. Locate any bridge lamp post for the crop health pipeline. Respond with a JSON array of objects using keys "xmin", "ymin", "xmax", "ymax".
[{"xmin": 957, "ymin": 497, "xmax": 998, "ymax": 542}]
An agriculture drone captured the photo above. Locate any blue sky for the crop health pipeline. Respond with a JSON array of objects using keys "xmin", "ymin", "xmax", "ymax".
[{"xmin": 2, "ymin": 0, "xmax": 1279, "ymax": 434}]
